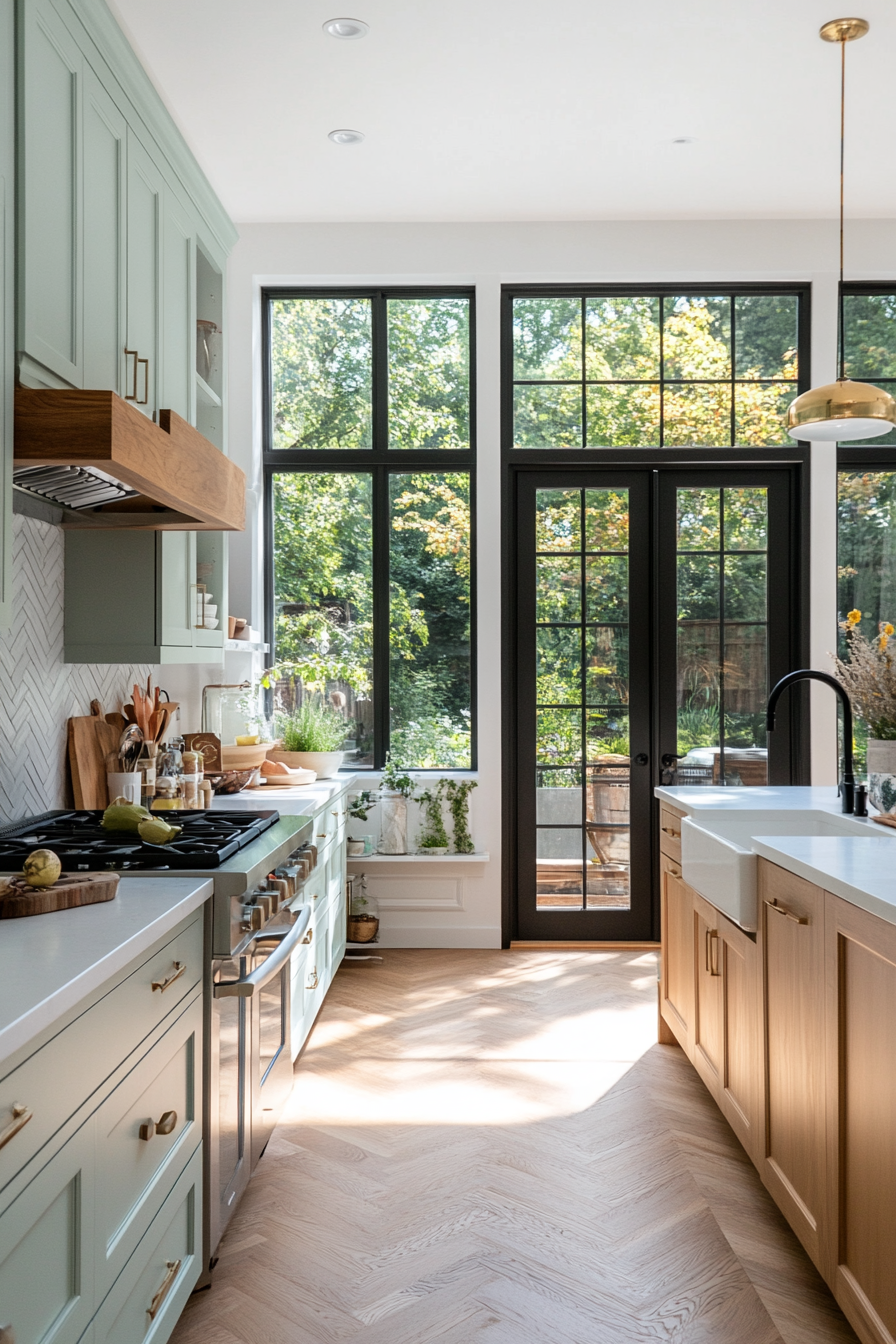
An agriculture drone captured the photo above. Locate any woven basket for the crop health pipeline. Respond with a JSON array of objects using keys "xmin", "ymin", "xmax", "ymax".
[{"xmin": 348, "ymin": 914, "xmax": 379, "ymax": 944}]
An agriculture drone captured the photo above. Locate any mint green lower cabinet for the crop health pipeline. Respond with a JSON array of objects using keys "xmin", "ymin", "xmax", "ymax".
[
  {"xmin": 0, "ymin": 1120, "xmax": 95, "ymax": 1344},
  {"xmin": 91, "ymin": 1145, "xmax": 201, "ymax": 1344},
  {"xmin": 64, "ymin": 530, "xmax": 225, "ymax": 665}
]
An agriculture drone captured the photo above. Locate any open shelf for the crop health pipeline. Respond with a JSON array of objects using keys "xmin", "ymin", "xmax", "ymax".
[
  {"xmin": 195, "ymin": 371, "xmax": 222, "ymax": 408},
  {"xmin": 346, "ymin": 852, "xmax": 489, "ymax": 863},
  {"xmin": 224, "ymin": 639, "xmax": 269, "ymax": 653}
]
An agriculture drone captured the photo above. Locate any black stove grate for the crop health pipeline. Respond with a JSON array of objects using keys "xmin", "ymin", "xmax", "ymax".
[{"xmin": 0, "ymin": 809, "xmax": 281, "ymax": 871}]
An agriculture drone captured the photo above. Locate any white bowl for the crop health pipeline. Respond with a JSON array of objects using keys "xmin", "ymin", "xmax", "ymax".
[
  {"xmin": 201, "ymin": 603, "xmax": 217, "ymax": 616},
  {"xmin": 202, "ymin": 617, "xmax": 219, "ymax": 629}
]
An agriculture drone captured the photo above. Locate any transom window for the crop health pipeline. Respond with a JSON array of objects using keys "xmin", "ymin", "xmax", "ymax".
[
  {"xmin": 264, "ymin": 289, "xmax": 475, "ymax": 770},
  {"xmin": 509, "ymin": 290, "xmax": 804, "ymax": 449}
]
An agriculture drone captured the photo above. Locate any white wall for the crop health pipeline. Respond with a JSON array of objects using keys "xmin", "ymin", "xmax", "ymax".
[{"xmin": 226, "ymin": 218, "xmax": 896, "ymax": 948}]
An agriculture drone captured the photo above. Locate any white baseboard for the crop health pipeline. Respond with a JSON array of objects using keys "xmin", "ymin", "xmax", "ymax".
[{"xmin": 370, "ymin": 926, "xmax": 502, "ymax": 949}]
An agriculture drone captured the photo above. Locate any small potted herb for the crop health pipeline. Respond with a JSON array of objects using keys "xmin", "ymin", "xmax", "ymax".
[
  {"xmin": 416, "ymin": 781, "xmax": 449, "ymax": 854},
  {"xmin": 378, "ymin": 754, "xmax": 414, "ymax": 854},
  {"xmin": 269, "ymin": 702, "xmax": 347, "ymax": 778},
  {"xmin": 446, "ymin": 779, "xmax": 477, "ymax": 854}
]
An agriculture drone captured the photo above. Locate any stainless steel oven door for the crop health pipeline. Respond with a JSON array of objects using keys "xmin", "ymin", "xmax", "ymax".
[
  {"xmin": 215, "ymin": 906, "xmax": 310, "ymax": 1169},
  {"xmin": 208, "ymin": 953, "xmax": 249, "ymax": 1260}
]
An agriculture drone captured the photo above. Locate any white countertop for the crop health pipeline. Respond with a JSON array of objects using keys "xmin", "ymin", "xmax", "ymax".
[
  {"xmin": 213, "ymin": 774, "xmax": 357, "ymax": 816},
  {"xmin": 0, "ymin": 877, "xmax": 212, "ymax": 1070},
  {"xmin": 657, "ymin": 784, "xmax": 896, "ymax": 928}
]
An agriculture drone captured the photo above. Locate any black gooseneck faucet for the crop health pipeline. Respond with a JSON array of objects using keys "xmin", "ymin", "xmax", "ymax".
[{"xmin": 766, "ymin": 670, "xmax": 855, "ymax": 814}]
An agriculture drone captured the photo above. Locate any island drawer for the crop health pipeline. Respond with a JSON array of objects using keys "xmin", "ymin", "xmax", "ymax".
[
  {"xmin": 659, "ymin": 806, "xmax": 684, "ymax": 863},
  {"xmin": 0, "ymin": 914, "xmax": 202, "ymax": 1198}
]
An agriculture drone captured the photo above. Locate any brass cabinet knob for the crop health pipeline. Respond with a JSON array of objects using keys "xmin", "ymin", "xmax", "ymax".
[
  {"xmin": 139, "ymin": 1110, "xmax": 178, "ymax": 1141},
  {"xmin": 151, "ymin": 961, "xmax": 185, "ymax": 993}
]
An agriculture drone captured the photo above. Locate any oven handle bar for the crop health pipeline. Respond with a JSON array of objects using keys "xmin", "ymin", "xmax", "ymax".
[{"xmin": 214, "ymin": 905, "xmax": 312, "ymax": 998}]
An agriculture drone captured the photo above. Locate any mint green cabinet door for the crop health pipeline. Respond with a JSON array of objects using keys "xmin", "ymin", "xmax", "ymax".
[
  {"xmin": 18, "ymin": 0, "xmax": 83, "ymax": 387},
  {"xmin": 0, "ymin": 1121, "xmax": 95, "ymax": 1344},
  {"xmin": 125, "ymin": 131, "xmax": 161, "ymax": 419},
  {"xmin": 157, "ymin": 532, "xmax": 195, "ymax": 650},
  {"xmin": 160, "ymin": 191, "xmax": 193, "ymax": 422},
  {"xmin": 82, "ymin": 66, "xmax": 125, "ymax": 394}
]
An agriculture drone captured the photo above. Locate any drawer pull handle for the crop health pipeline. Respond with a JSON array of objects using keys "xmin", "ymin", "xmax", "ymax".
[
  {"xmin": 0, "ymin": 1103, "xmax": 32, "ymax": 1152},
  {"xmin": 139, "ymin": 1110, "xmax": 178, "ymax": 1141},
  {"xmin": 667, "ymin": 866, "xmax": 682, "ymax": 879},
  {"xmin": 137, "ymin": 357, "xmax": 149, "ymax": 405},
  {"xmin": 302, "ymin": 927, "xmax": 313, "ymax": 944},
  {"xmin": 148, "ymin": 1259, "xmax": 181, "ymax": 1321},
  {"xmin": 124, "ymin": 347, "xmax": 139, "ymax": 400},
  {"xmin": 307, "ymin": 968, "xmax": 319, "ymax": 990},
  {"xmin": 661, "ymin": 826, "xmax": 680, "ymax": 838},
  {"xmin": 705, "ymin": 929, "xmax": 720, "ymax": 976},
  {"xmin": 152, "ymin": 961, "xmax": 185, "ymax": 993},
  {"xmin": 767, "ymin": 898, "xmax": 809, "ymax": 926},
  {"xmin": 317, "ymin": 832, "xmax": 327, "ymax": 838}
]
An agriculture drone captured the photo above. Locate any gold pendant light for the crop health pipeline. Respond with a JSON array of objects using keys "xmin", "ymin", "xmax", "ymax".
[{"xmin": 787, "ymin": 18, "xmax": 896, "ymax": 442}]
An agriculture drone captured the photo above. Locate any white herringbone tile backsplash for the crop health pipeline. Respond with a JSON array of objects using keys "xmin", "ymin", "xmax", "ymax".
[{"xmin": 0, "ymin": 514, "xmax": 155, "ymax": 820}]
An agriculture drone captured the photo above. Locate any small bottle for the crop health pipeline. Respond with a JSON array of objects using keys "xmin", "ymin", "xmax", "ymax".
[{"xmin": 182, "ymin": 751, "xmax": 202, "ymax": 809}]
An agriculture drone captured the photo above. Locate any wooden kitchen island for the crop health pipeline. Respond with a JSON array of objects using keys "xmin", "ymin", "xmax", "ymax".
[{"xmin": 659, "ymin": 794, "xmax": 896, "ymax": 1344}]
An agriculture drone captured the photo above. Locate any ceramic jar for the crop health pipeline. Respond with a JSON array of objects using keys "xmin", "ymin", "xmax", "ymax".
[
  {"xmin": 378, "ymin": 791, "xmax": 408, "ymax": 853},
  {"xmin": 867, "ymin": 738, "xmax": 896, "ymax": 813}
]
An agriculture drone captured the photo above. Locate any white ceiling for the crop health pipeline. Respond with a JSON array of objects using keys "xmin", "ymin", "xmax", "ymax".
[{"xmin": 107, "ymin": 0, "xmax": 896, "ymax": 224}]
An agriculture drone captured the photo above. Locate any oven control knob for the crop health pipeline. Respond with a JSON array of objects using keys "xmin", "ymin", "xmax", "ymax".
[
  {"xmin": 246, "ymin": 904, "xmax": 264, "ymax": 931},
  {"xmin": 256, "ymin": 894, "xmax": 273, "ymax": 921}
]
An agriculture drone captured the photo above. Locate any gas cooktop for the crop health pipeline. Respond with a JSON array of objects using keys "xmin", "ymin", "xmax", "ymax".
[{"xmin": 0, "ymin": 809, "xmax": 280, "ymax": 871}]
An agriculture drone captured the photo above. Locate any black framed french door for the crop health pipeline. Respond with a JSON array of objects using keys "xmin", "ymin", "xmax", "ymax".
[{"xmin": 512, "ymin": 465, "xmax": 804, "ymax": 944}]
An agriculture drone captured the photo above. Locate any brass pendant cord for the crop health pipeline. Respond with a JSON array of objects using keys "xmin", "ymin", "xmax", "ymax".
[{"xmin": 838, "ymin": 33, "xmax": 846, "ymax": 380}]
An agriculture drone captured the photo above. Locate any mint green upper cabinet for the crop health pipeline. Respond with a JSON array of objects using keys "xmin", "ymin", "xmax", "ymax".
[
  {"xmin": 17, "ymin": 0, "xmax": 83, "ymax": 388},
  {"xmin": 82, "ymin": 66, "xmax": 125, "ymax": 393},
  {"xmin": 125, "ymin": 130, "xmax": 161, "ymax": 420},
  {"xmin": 161, "ymin": 191, "xmax": 195, "ymax": 423}
]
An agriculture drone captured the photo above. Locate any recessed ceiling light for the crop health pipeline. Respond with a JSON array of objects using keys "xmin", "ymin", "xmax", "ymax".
[
  {"xmin": 328, "ymin": 128, "xmax": 365, "ymax": 145},
  {"xmin": 323, "ymin": 17, "xmax": 369, "ymax": 39},
  {"xmin": 671, "ymin": 136, "xmax": 696, "ymax": 145}
]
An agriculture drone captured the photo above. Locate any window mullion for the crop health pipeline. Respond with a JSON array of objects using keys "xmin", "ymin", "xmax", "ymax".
[
  {"xmin": 373, "ymin": 294, "xmax": 389, "ymax": 452},
  {"xmin": 372, "ymin": 465, "xmax": 391, "ymax": 770}
]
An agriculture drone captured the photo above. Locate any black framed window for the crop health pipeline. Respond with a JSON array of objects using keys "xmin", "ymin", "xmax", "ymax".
[
  {"xmin": 507, "ymin": 288, "xmax": 806, "ymax": 450},
  {"xmin": 837, "ymin": 285, "xmax": 896, "ymax": 772},
  {"xmin": 263, "ymin": 289, "xmax": 476, "ymax": 771}
]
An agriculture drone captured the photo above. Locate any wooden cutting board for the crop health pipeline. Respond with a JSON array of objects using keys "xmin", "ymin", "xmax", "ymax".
[
  {"xmin": 68, "ymin": 710, "xmax": 120, "ymax": 809},
  {"xmin": 0, "ymin": 872, "xmax": 120, "ymax": 918}
]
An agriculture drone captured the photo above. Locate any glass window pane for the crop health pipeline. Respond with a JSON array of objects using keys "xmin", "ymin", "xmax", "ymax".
[
  {"xmin": 585, "ymin": 489, "xmax": 628, "ymax": 551},
  {"xmin": 270, "ymin": 297, "xmax": 372, "ymax": 450},
  {"xmin": 678, "ymin": 488, "xmax": 721, "ymax": 551},
  {"xmin": 387, "ymin": 298, "xmax": 469, "ymax": 450},
  {"xmin": 585, "ymin": 296, "xmax": 660, "ymax": 379},
  {"xmin": 734, "ymin": 294, "xmax": 799, "ymax": 379},
  {"xmin": 514, "ymin": 384, "xmax": 582, "ymax": 448},
  {"xmin": 536, "ymin": 710, "xmax": 582, "ymax": 764},
  {"xmin": 734, "ymin": 383, "xmax": 795, "ymax": 446},
  {"xmin": 724, "ymin": 555, "xmax": 767, "ymax": 621},
  {"xmin": 838, "ymin": 471, "xmax": 896, "ymax": 639},
  {"xmin": 724, "ymin": 627, "xmax": 768, "ymax": 719},
  {"xmin": 842, "ymin": 293, "xmax": 896, "ymax": 380},
  {"xmin": 678, "ymin": 556, "xmax": 720, "ymax": 620},
  {"xmin": 389, "ymin": 473, "xmax": 471, "ymax": 768},
  {"xmin": 586, "ymin": 384, "xmax": 660, "ymax": 447},
  {"xmin": 537, "ymin": 628, "xmax": 581, "ymax": 704},
  {"xmin": 663, "ymin": 296, "xmax": 731, "ymax": 379},
  {"xmin": 678, "ymin": 625, "xmax": 721, "ymax": 756},
  {"xmin": 724, "ymin": 487, "xmax": 767, "ymax": 551},
  {"xmin": 587, "ymin": 627, "xmax": 628, "ymax": 704},
  {"xmin": 537, "ymin": 556, "xmax": 581, "ymax": 623},
  {"xmin": 663, "ymin": 384, "xmax": 732, "ymax": 447},
  {"xmin": 586, "ymin": 761, "xmax": 630, "ymax": 908},
  {"xmin": 585, "ymin": 556, "xmax": 628, "ymax": 622},
  {"xmin": 586, "ymin": 711, "xmax": 629, "ymax": 759},
  {"xmin": 536, "ymin": 773, "xmax": 582, "ymax": 823},
  {"xmin": 536, "ymin": 829, "xmax": 583, "ymax": 910},
  {"xmin": 513, "ymin": 297, "xmax": 582, "ymax": 380},
  {"xmin": 536, "ymin": 489, "xmax": 581, "ymax": 552},
  {"xmin": 272, "ymin": 472, "xmax": 373, "ymax": 765}
]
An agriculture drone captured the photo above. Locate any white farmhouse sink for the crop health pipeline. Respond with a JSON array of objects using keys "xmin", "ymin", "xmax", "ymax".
[{"xmin": 681, "ymin": 809, "xmax": 878, "ymax": 931}]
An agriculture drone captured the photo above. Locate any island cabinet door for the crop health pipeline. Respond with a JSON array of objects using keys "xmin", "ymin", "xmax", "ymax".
[
  {"xmin": 824, "ymin": 893, "xmax": 896, "ymax": 1344},
  {"xmin": 758, "ymin": 858, "xmax": 827, "ymax": 1273},
  {"xmin": 717, "ymin": 912, "xmax": 762, "ymax": 1165},
  {"xmin": 692, "ymin": 892, "xmax": 724, "ymax": 1097},
  {"xmin": 660, "ymin": 854, "xmax": 694, "ymax": 1056}
]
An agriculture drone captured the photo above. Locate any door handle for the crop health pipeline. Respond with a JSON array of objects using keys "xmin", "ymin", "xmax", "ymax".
[
  {"xmin": 705, "ymin": 929, "xmax": 720, "ymax": 976},
  {"xmin": 215, "ymin": 906, "xmax": 311, "ymax": 997},
  {"xmin": 633, "ymin": 753, "xmax": 649, "ymax": 766},
  {"xmin": 137, "ymin": 357, "xmax": 149, "ymax": 405},
  {"xmin": 124, "ymin": 348, "xmax": 139, "ymax": 400}
]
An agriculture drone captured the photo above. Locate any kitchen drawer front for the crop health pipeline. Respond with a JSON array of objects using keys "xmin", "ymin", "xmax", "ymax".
[
  {"xmin": 659, "ymin": 806, "xmax": 683, "ymax": 863},
  {"xmin": 91, "ymin": 1143, "xmax": 201, "ymax": 1344},
  {"xmin": 0, "ymin": 915, "xmax": 202, "ymax": 1197},
  {"xmin": 0, "ymin": 1118, "xmax": 95, "ymax": 1344},
  {"xmin": 289, "ymin": 943, "xmax": 309, "ymax": 1061},
  {"xmin": 94, "ymin": 992, "xmax": 201, "ymax": 1299},
  {"xmin": 329, "ymin": 874, "xmax": 347, "ymax": 972}
]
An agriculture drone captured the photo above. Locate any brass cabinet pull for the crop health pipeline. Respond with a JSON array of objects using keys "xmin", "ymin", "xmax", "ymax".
[
  {"xmin": 767, "ymin": 898, "xmax": 809, "ymax": 926},
  {"xmin": 704, "ymin": 929, "xmax": 720, "ymax": 976},
  {"xmin": 137, "ymin": 357, "xmax": 149, "ymax": 405},
  {"xmin": 152, "ymin": 961, "xmax": 185, "ymax": 993},
  {"xmin": 148, "ymin": 1259, "xmax": 181, "ymax": 1321},
  {"xmin": 317, "ymin": 832, "xmax": 327, "ymax": 838},
  {"xmin": 667, "ymin": 866, "xmax": 682, "ymax": 879},
  {"xmin": 0, "ymin": 1103, "xmax": 32, "ymax": 1152},
  {"xmin": 661, "ymin": 826, "xmax": 680, "ymax": 838},
  {"xmin": 306, "ymin": 967, "xmax": 319, "ymax": 991},
  {"xmin": 139, "ymin": 1110, "xmax": 178, "ymax": 1141},
  {"xmin": 302, "ymin": 927, "xmax": 313, "ymax": 944},
  {"xmin": 124, "ymin": 348, "xmax": 139, "ymax": 399}
]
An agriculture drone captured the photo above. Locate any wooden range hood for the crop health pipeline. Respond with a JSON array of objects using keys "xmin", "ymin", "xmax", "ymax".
[{"xmin": 14, "ymin": 387, "xmax": 246, "ymax": 531}]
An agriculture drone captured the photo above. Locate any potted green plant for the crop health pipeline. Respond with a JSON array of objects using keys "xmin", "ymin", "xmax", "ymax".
[
  {"xmin": 834, "ymin": 611, "xmax": 896, "ymax": 812},
  {"xmin": 378, "ymin": 755, "xmax": 414, "ymax": 854},
  {"xmin": 416, "ymin": 781, "xmax": 449, "ymax": 854},
  {"xmin": 269, "ymin": 702, "xmax": 347, "ymax": 778},
  {"xmin": 446, "ymin": 779, "xmax": 477, "ymax": 853},
  {"xmin": 347, "ymin": 790, "xmax": 375, "ymax": 854}
]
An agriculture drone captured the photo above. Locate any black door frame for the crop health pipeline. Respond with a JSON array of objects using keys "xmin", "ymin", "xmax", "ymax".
[{"xmin": 501, "ymin": 453, "xmax": 811, "ymax": 946}]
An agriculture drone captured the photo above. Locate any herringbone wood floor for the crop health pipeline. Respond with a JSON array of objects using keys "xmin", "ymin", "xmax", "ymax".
[{"xmin": 171, "ymin": 950, "xmax": 857, "ymax": 1343}]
